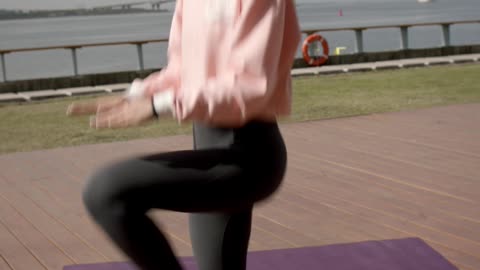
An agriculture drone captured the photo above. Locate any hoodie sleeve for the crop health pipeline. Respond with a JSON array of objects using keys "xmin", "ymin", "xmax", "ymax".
[
  {"xmin": 174, "ymin": 0, "xmax": 293, "ymax": 126},
  {"xmin": 139, "ymin": 0, "xmax": 183, "ymax": 96}
]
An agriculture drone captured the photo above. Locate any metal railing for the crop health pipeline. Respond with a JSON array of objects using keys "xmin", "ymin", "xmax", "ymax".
[
  {"xmin": 302, "ymin": 20, "xmax": 479, "ymax": 54},
  {"xmin": 0, "ymin": 19, "xmax": 478, "ymax": 82},
  {"xmin": 0, "ymin": 38, "xmax": 168, "ymax": 82}
]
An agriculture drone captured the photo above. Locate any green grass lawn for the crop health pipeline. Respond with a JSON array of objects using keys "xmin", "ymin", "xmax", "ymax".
[{"xmin": 1, "ymin": 63, "xmax": 479, "ymax": 154}]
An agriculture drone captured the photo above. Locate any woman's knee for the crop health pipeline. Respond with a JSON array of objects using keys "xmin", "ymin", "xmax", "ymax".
[{"xmin": 82, "ymin": 162, "xmax": 126, "ymax": 219}]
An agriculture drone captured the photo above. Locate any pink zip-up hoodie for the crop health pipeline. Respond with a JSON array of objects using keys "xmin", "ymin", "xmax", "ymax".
[{"xmin": 139, "ymin": 0, "xmax": 301, "ymax": 127}]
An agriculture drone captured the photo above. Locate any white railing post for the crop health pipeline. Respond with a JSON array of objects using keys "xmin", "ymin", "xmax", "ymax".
[
  {"xmin": 0, "ymin": 53, "xmax": 7, "ymax": 82},
  {"xmin": 136, "ymin": 43, "xmax": 145, "ymax": 71},
  {"xmin": 70, "ymin": 47, "xmax": 79, "ymax": 76},
  {"xmin": 442, "ymin": 24, "xmax": 451, "ymax": 47},
  {"xmin": 400, "ymin": 26, "xmax": 410, "ymax": 50},
  {"xmin": 354, "ymin": 29, "xmax": 364, "ymax": 53}
]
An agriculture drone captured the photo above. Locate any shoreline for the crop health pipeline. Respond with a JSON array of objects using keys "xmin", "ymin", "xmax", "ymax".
[{"xmin": 0, "ymin": 9, "xmax": 169, "ymax": 22}]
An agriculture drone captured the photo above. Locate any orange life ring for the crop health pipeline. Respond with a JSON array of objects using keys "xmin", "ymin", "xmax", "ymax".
[{"xmin": 302, "ymin": 34, "xmax": 329, "ymax": 66}]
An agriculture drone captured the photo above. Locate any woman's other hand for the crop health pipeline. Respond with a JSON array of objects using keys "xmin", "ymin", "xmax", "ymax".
[
  {"xmin": 67, "ymin": 96, "xmax": 156, "ymax": 129},
  {"xmin": 66, "ymin": 96, "xmax": 126, "ymax": 117}
]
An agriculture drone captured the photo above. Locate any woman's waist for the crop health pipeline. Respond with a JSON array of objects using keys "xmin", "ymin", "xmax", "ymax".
[{"xmin": 193, "ymin": 119, "xmax": 283, "ymax": 150}]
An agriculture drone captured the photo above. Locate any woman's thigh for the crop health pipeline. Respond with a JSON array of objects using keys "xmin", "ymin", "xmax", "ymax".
[{"xmin": 83, "ymin": 147, "xmax": 279, "ymax": 214}]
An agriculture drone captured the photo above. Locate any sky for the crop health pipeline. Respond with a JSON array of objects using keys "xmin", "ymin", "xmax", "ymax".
[{"xmin": 0, "ymin": 0, "xmax": 407, "ymax": 11}]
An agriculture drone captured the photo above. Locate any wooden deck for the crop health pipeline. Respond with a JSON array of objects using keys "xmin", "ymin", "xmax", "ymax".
[{"xmin": 0, "ymin": 103, "xmax": 479, "ymax": 270}]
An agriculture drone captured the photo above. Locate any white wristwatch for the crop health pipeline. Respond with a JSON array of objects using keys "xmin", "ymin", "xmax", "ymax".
[{"xmin": 125, "ymin": 79, "xmax": 175, "ymax": 117}]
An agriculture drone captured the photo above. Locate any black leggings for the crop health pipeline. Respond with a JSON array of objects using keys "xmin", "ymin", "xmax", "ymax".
[{"xmin": 82, "ymin": 120, "xmax": 287, "ymax": 270}]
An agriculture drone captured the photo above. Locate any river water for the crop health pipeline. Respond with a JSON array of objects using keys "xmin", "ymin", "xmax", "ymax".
[{"xmin": 0, "ymin": 0, "xmax": 479, "ymax": 81}]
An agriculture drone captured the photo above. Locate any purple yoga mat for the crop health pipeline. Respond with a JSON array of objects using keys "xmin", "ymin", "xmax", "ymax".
[{"xmin": 64, "ymin": 237, "xmax": 458, "ymax": 270}]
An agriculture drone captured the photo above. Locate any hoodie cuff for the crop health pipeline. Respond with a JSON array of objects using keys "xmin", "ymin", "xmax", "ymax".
[
  {"xmin": 152, "ymin": 89, "xmax": 175, "ymax": 117},
  {"xmin": 124, "ymin": 79, "xmax": 146, "ymax": 100}
]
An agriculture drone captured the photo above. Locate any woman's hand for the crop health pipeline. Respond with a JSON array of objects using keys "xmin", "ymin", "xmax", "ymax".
[
  {"xmin": 67, "ymin": 96, "xmax": 156, "ymax": 129},
  {"xmin": 67, "ymin": 96, "xmax": 126, "ymax": 116}
]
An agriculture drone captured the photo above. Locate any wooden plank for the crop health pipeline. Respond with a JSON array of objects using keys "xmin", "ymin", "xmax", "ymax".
[
  {"xmin": 252, "ymin": 212, "xmax": 320, "ymax": 247},
  {"xmin": 372, "ymin": 103, "xmax": 480, "ymax": 131},
  {"xmin": 428, "ymin": 242, "xmax": 480, "ymax": 270},
  {"xmin": 330, "ymin": 119, "xmax": 480, "ymax": 173},
  {"xmin": 34, "ymin": 177, "xmax": 85, "ymax": 215},
  {"xmin": 250, "ymin": 225, "xmax": 296, "ymax": 249},
  {"xmin": 285, "ymin": 159, "xmax": 480, "ymax": 242},
  {"xmin": 0, "ymin": 256, "xmax": 12, "ymax": 270},
  {"xmin": 290, "ymin": 148, "xmax": 475, "ymax": 215},
  {"xmin": 0, "ymin": 194, "xmax": 73, "ymax": 269},
  {"xmin": 2, "ymin": 152, "xmax": 125, "ymax": 263},
  {"xmin": 286, "ymin": 119, "xmax": 480, "ymax": 179},
  {"xmin": 0, "ymin": 255, "xmax": 13, "ymax": 270},
  {"xmin": 302, "ymin": 122, "xmax": 480, "ymax": 182},
  {"xmin": 0, "ymin": 222, "xmax": 44, "ymax": 270},
  {"xmin": 319, "ymin": 147, "xmax": 478, "ymax": 201},
  {"xmin": 288, "ymin": 174, "xmax": 480, "ymax": 248},
  {"xmin": 287, "ymin": 147, "xmax": 480, "ymax": 217},
  {"xmin": 5, "ymin": 176, "xmax": 124, "ymax": 262},
  {"xmin": 317, "ymin": 109, "xmax": 480, "ymax": 143},
  {"xmin": 298, "ymin": 158, "xmax": 480, "ymax": 236},
  {"xmin": 0, "ymin": 177, "xmax": 105, "ymax": 263},
  {"xmin": 283, "ymin": 186, "xmax": 480, "ymax": 269},
  {"xmin": 321, "ymin": 116, "xmax": 480, "ymax": 157},
  {"xmin": 255, "ymin": 196, "xmax": 369, "ymax": 244},
  {"xmin": 344, "ymin": 145, "xmax": 479, "ymax": 187},
  {"xmin": 282, "ymin": 175, "xmax": 480, "ymax": 268},
  {"xmin": 272, "ymin": 188, "xmax": 410, "ymax": 241},
  {"xmin": 0, "ymin": 151, "xmax": 78, "ymax": 183},
  {"xmin": 0, "ymin": 155, "xmax": 41, "ymax": 182}
]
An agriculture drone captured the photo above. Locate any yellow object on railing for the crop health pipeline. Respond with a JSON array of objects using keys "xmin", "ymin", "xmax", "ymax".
[{"xmin": 335, "ymin": 47, "xmax": 347, "ymax": 55}]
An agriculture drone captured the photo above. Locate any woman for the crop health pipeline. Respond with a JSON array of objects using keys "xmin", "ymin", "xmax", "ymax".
[{"xmin": 67, "ymin": 1, "xmax": 301, "ymax": 269}]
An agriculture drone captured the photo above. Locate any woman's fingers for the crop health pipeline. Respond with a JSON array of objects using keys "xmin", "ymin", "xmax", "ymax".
[
  {"xmin": 91, "ymin": 104, "xmax": 129, "ymax": 129},
  {"xmin": 97, "ymin": 96, "xmax": 127, "ymax": 113},
  {"xmin": 88, "ymin": 97, "xmax": 154, "ymax": 129},
  {"xmin": 91, "ymin": 115, "xmax": 127, "ymax": 129},
  {"xmin": 66, "ymin": 101, "xmax": 98, "ymax": 116},
  {"xmin": 67, "ymin": 96, "xmax": 125, "ymax": 116}
]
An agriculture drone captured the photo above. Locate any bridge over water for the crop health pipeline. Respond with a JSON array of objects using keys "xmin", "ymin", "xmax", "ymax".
[{"xmin": 92, "ymin": 0, "xmax": 175, "ymax": 10}]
